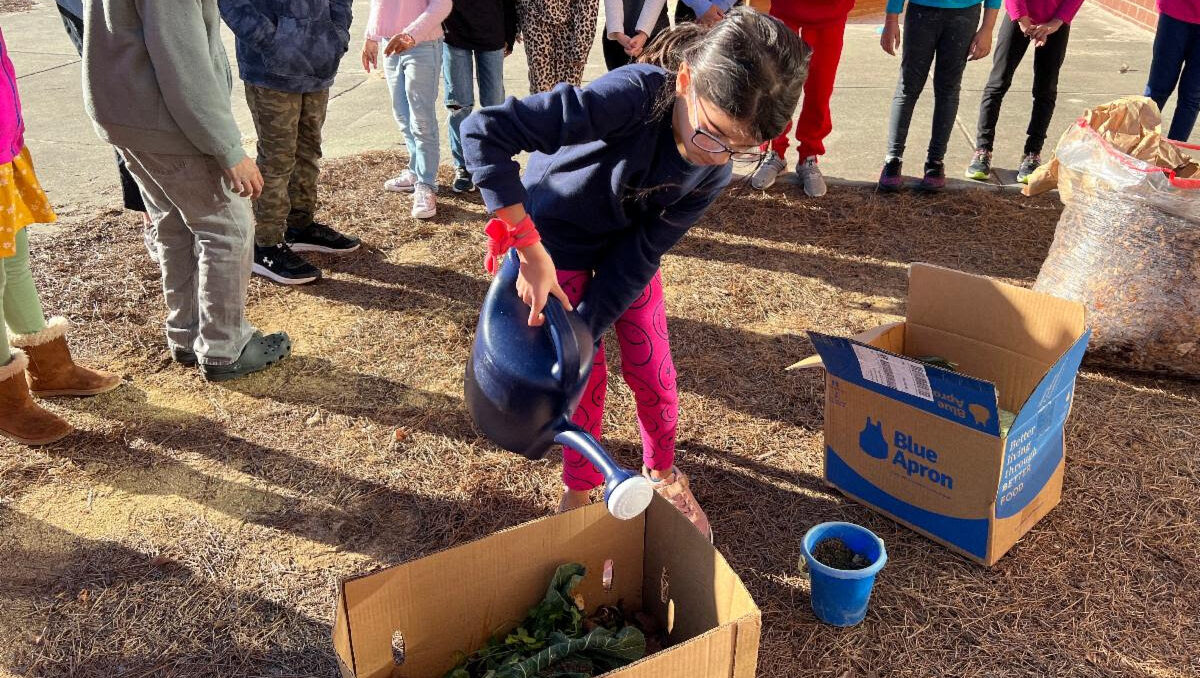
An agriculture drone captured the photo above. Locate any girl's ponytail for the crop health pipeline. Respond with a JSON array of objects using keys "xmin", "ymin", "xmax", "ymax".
[{"xmin": 637, "ymin": 22, "xmax": 710, "ymax": 72}]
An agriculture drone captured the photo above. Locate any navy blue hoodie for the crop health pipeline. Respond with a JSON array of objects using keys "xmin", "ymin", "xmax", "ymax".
[
  {"xmin": 219, "ymin": 0, "xmax": 352, "ymax": 93},
  {"xmin": 462, "ymin": 64, "xmax": 732, "ymax": 337}
]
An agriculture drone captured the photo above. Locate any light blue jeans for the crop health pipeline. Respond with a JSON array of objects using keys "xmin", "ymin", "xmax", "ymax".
[
  {"xmin": 442, "ymin": 43, "xmax": 505, "ymax": 170},
  {"xmin": 381, "ymin": 38, "xmax": 444, "ymax": 189},
  {"xmin": 383, "ymin": 38, "xmax": 443, "ymax": 189}
]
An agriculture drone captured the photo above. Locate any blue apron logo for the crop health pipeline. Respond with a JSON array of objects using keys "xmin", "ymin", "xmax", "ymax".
[{"xmin": 859, "ymin": 418, "xmax": 889, "ymax": 459}]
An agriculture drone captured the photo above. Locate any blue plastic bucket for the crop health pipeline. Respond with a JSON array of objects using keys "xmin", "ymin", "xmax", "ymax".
[{"xmin": 801, "ymin": 522, "xmax": 888, "ymax": 626}]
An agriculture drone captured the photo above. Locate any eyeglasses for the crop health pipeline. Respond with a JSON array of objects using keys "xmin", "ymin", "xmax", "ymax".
[{"xmin": 688, "ymin": 87, "xmax": 766, "ymax": 164}]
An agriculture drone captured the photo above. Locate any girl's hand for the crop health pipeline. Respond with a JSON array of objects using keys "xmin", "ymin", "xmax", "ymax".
[
  {"xmin": 385, "ymin": 33, "xmax": 416, "ymax": 56},
  {"xmin": 880, "ymin": 17, "xmax": 901, "ymax": 56},
  {"xmin": 1017, "ymin": 16, "xmax": 1033, "ymax": 34},
  {"xmin": 362, "ymin": 39, "xmax": 379, "ymax": 72},
  {"xmin": 699, "ymin": 5, "xmax": 725, "ymax": 25},
  {"xmin": 610, "ymin": 31, "xmax": 631, "ymax": 49},
  {"xmin": 1031, "ymin": 19, "xmax": 1062, "ymax": 45},
  {"xmin": 516, "ymin": 242, "xmax": 572, "ymax": 326},
  {"xmin": 627, "ymin": 31, "xmax": 648, "ymax": 56},
  {"xmin": 968, "ymin": 28, "xmax": 993, "ymax": 60}
]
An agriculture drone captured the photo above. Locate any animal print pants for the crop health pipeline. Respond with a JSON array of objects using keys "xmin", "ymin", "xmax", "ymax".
[
  {"xmin": 519, "ymin": 0, "xmax": 601, "ymax": 93},
  {"xmin": 556, "ymin": 269, "xmax": 678, "ymax": 490}
]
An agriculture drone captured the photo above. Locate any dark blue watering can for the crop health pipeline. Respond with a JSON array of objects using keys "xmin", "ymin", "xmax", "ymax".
[{"xmin": 465, "ymin": 250, "xmax": 653, "ymax": 519}]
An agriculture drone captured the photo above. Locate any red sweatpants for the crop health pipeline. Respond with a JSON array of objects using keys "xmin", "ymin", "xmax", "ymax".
[{"xmin": 767, "ymin": 16, "xmax": 848, "ymax": 160}]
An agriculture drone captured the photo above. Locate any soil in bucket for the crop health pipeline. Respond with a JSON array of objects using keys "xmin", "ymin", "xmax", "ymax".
[{"xmin": 812, "ymin": 537, "xmax": 872, "ymax": 570}]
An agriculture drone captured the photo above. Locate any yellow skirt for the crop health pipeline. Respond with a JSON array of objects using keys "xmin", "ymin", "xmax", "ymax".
[{"xmin": 0, "ymin": 147, "xmax": 57, "ymax": 259}]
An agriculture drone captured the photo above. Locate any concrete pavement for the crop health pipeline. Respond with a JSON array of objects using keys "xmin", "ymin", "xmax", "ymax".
[{"xmin": 1, "ymin": 0, "xmax": 1170, "ymax": 219}]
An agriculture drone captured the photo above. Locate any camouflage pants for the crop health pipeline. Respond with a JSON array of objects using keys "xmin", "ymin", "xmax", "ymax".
[{"xmin": 245, "ymin": 85, "xmax": 330, "ymax": 246}]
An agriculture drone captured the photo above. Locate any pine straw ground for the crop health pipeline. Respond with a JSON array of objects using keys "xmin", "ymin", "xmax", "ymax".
[{"xmin": 1, "ymin": 150, "xmax": 1198, "ymax": 678}]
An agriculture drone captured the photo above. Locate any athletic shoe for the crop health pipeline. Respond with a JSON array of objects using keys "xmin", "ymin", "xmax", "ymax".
[
  {"xmin": 286, "ymin": 222, "xmax": 361, "ymax": 254},
  {"xmin": 965, "ymin": 149, "xmax": 992, "ymax": 181},
  {"xmin": 919, "ymin": 160, "xmax": 947, "ymax": 192},
  {"xmin": 383, "ymin": 169, "xmax": 418, "ymax": 193},
  {"xmin": 797, "ymin": 155, "xmax": 827, "ymax": 197},
  {"xmin": 252, "ymin": 242, "xmax": 321, "ymax": 285},
  {"xmin": 451, "ymin": 166, "xmax": 475, "ymax": 193},
  {"xmin": 878, "ymin": 157, "xmax": 904, "ymax": 192},
  {"xmin": 412, "ymin": 183, "xmax": 437, "ymax": 220},
  {"xmin": 749, "ymin": 150, "xmax": 786, "ymax": 190},
  {"xmin": 1017, "ymin": 152, "xmax": 1042, "ymax": 184},
  {"xmin": 644, "ymin": 465, "xmax": 712, "ymax": 541}
]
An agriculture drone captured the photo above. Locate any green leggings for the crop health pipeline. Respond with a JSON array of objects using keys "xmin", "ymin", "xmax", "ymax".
[{"xmin": 1, "ymin": 229, "xmax": 47, "ymax": 365}]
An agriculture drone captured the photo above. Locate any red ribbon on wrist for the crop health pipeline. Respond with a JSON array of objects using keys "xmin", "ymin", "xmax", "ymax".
[{"xmin": 484, "ymin": 216, "xmax": 541, "ymax": 274}]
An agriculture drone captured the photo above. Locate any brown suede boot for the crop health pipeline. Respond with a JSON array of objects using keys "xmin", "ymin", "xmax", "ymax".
[
  {"xmin": 10, "ymin": 317, "xmax": 122, "ymax": 397},
  {"xmin": 0, "ymin": 350, "xmax": 73, "ymax": 445}
]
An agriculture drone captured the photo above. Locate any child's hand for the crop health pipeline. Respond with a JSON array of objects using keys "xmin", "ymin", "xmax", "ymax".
[
  {"xmin": 385, "ymin": 33, "xmax": 416, "ymax": 56},
  {"xmin": 1030, "ymin": 19, "xmax": 1062, "ymax": 45},
  {"xmin": 880, "ymin": 17, "xmax": 901, "ymax": 56},
  {"xmin": 968, "ymin": 28, "xmax": 993, "ymax": 60},
  {"xmin": 610, "ymin": 31, "xmax": 631, "ymax": 49},
  {"xmin": 223, "ymin": 157, "xmax": 263, "ymax": 199},
  {"xmin": 1017, "ymin": 16, "xmax": 1033, "ymax": 34},
  {"xmin": 362, "ymin": 39, "xmax": 379, "ymax": 72},
  {"xmin": 516, "ymin": 242, "xmax": 572, "ymax": 327},
  {"xmin": 627, "ymin": 31, "xmax": 648, "ymax": 57}
]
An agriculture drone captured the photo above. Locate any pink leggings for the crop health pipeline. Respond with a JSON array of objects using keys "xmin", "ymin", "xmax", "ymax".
[{"xmin": 558, "ymin": 269, "xmax": 678, "ymax": 491}]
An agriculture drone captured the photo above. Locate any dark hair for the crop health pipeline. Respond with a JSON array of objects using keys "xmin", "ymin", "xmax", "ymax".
[{"xmin": 639, "ymin": 7, "xmax": 811, "ymax": 143}]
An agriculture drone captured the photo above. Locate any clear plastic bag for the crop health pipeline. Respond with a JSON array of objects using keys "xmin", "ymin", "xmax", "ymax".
[{"xmin": 1032, "ymin": 120, "xmax": 1200, "ymax": 378}]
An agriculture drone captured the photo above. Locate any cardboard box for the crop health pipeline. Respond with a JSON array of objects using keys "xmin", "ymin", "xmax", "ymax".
[
  {"xmin": 793, "ymin": 264, "xmax": 1090, "ymax": 566},
  {"xmin": 332, "ymin": 495, "xmax": 761, "ymax": 678}
]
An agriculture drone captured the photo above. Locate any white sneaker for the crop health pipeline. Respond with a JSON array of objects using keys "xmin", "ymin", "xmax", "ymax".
[
  {"xmin": 384, "ymin": 169, "xmax": 418, "ymax": 193},
  {"xmin": 749, "ymin": 151, "xmax": 786, "ymax": 190},
  {"xmin": 411, "ymin": 183, "xmax": 437, "ymax": 219},
  {"xmin": 797, "ymin": 155, "xmax": 827, "ymax": 197}
]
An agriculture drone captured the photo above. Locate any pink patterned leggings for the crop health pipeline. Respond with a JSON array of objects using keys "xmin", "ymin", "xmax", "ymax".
[{"xmin": 557, "ymin": 269, "xmax": 678, "ymax": 491}]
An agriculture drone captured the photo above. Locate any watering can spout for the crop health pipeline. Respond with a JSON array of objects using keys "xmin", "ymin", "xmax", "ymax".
[{"xmin": 554, "ymin": 426, "xmax": 654, "ymax": 520}]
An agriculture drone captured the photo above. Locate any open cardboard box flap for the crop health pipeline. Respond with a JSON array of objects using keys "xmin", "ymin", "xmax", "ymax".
[
  {"xmin": 334, "ymin": 495, "xmax": 760, "ymax": 678},
  {"xmin": 790, "ymin": 263, "xmax": 1089, "ymax": 435}
]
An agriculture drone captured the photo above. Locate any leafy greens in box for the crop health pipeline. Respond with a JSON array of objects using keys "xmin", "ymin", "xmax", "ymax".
[{"xmin": 445, "ymin": 563, "xmax": 647, "ymax": 678}]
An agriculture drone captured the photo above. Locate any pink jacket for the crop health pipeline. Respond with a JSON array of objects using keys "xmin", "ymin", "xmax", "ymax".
[
  {"xmin": 1003, "ymin": 0, "xmax": 1085, "ymax": 23},
  {"xmin": 364, "ymin": 0, "xmax": 452, "ymax": 43},
  {"xmin": 0, "ymin": 28, "xmax": 25, "ymax": 166}
]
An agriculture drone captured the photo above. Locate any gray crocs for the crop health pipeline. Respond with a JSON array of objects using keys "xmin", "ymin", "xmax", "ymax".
[{"xmin": 200, "ymin": 331, "xmax": 291, "ymax": 382}]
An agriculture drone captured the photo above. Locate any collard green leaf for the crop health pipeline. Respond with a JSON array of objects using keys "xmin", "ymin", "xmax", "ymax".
[{"xmin": 495, "ymin": 626, "xmax": 646, "ymax": 678}]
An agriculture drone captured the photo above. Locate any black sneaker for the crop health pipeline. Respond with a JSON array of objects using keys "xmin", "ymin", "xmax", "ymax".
[
  {"xmin": 918, "ymin": 160, "xmax": 947, "ymax": 192},
  {"xmin": 878, "ymin": 157, "xmax": 904, "ymax": 192},
  {"xmin": 201, "ymin": 331, "xmax": 292, "ymax": 382},
  {"xmin": 965, "ymin": 149, "xmax": 992, "ymax": 181},
  {"xmin": 1017, "ymin": 152, "xmax": 1042, "ymax": 184},
  {"xmin": 286, "ymin": 222, "xmax": 361, "ymax": 254},
  {"xmin": 451, "ymin": 166, "xmax": 475, "ymax": 193},
  {"xmin": 253, "ymin": 242, "xmax": 322, "ymax": 285}
]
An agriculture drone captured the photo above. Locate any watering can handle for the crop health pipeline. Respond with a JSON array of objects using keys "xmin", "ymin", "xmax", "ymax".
[{"xmin": 544, "ymin": 296, "xmax": 581, "ymax": 394}]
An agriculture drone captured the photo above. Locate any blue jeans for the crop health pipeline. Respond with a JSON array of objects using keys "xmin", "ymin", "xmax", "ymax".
[
  {"xmin": 442, "ymin": 44, "xmax": 505, "ymax": 170},
  {"xmin": 384, "ymin": 39, "xmax": 443, "ymax": 188},
  {"xmin": 1145, "ymin": 12, "xmax": 1200, "ymax": 142}
]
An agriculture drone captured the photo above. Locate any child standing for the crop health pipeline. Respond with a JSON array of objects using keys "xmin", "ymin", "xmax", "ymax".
[
  {"xmin": 1144, "ymin": 0, "xmax": 1200, "ymax": 142},
  {"xmin": 442, "ymin": 0, "xmax": 518, "ymax": 193},
  {"xmin": 749, "ymin": 0, "xmax": 856, "ymax": 197},
  {"xmin": 84, "ymin": 0, "xmax": 292, "ymax": 381},
  {"xmin": 966, "ymin": 0, "xmax": 1084, "ymax": 183},
  {"xmin": 221, "ymin": 0, "xmax": 363, "ymax": 286},
  {"xmin": 462, "ymin": 9, "xmax": 810, "ymax": 537},
  {"xmin": 518, "ymin": 0, "xmax": 601, "ymax": 93},
  {"xmin": 364, "ymin": 0, "xmax": 452, "ymax": 219},
  {"xmin": 602, "ymin": 0, "xmax": 669, "ymax": 71},
  {"xmin": 878, "ymin": 0, "xmax": 1000, "ymax": 191},
  {"xmin": 1, "ymin": 27, "xmax": 120, "ymax": 445},
  {"xmin": 53, "ymin": 0, "xmax": 156, "ymax": 261}
]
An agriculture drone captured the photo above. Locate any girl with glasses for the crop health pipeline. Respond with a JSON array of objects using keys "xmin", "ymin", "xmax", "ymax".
[{"xmin": 461, "ymin": 8, "xmax": 810, "ymax": 539}]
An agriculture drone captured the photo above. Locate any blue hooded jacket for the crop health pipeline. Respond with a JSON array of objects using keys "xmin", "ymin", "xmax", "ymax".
[{"xmin": 219, "ymin": 0, "xmax": 353, "ymax": 93}]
